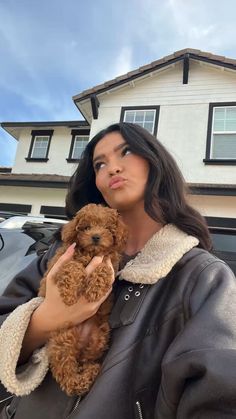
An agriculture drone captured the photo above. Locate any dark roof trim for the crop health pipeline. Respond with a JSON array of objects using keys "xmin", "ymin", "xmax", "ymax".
[
  {"xmin": 1, "ymin": 177, "xmax": 235, "ymax": 195},
  {"xmin": 1, "ymin": 121, "xmax": 90, "ymax": 128},
  {"xmin": 73, "ymin": 49, "xmax": 236, "ymax": 103},
  {"xmin": 189, "ymin": 184, "xmax": 236, "ymax": 196},
  {"xmin": 0, "ymin": 179, "xmax": 69, "ymax": 189},
  {"xmin": 190, "ymin": 54, "xmax": 236, "ymax": 71},
  {"xmin": 91, "ymin": 94, "xmax": 100, "ymax": 119},
  {"xmin": 183, "ymin": 53, "xmax": 189, "ymax": 84},
  {"xmin": 0, "ymin": 167, "xmax": 11, "ymax": 173}
]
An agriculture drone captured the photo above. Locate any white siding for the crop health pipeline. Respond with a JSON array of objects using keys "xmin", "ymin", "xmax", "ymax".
[
  {"xmin": 0, "ymin": 185, "xmax": 66, "ymax": 216},
  {"xmin": 188, "ymin": 194, "xmax": 236, "ymax": 218},
  {"xmin": 12, "ymin": 127, "xmax": 78, "ymax": 176}
]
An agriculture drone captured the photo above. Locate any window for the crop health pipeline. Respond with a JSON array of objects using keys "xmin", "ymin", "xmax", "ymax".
[
  {"xmin": 204, "ymin": 103, "xmax": 236, "ymax": 164},
  {"xmin": 26, "ymin": 130, "xmax": 53, "ymax": 162},
  {"xmin": 120, "ymin": 106, "xmax": 159, "ymax": 136},
  {"xmin": 31, "ymin": 136, "xmax": 49, "ymax": 158},
  {"xmin": 67, "ymin": 129, "xmax": 90, "ymax": 162},
  {"xmin": 72, "ymin": 136, "xmax": 88, "ymax": 159}
]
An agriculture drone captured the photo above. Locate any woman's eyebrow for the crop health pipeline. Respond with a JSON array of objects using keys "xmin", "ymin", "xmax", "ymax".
[{"xmin": 93, "ymin": 142, "xmax": 127, "ymax": 165}]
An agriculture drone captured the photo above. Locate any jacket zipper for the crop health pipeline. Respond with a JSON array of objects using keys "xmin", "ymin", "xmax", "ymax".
[
  {"xmin": 0, "ymin": 395, "xmax": 13, "ymax": 405},
  {"xmin": 135, "ymin": 401, "xmax": 144, "ymax": 419},
  {"xmin": 66, "ymin": 396, "xmax": 82, "ymax": 418}
]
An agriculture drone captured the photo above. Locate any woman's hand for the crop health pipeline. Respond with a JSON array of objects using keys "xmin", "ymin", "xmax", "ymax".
[
  {"xmin": 20, "ymin": 244, "xmax": 114, "ymax": 363},
  {"xmin": 36, "ymin": 243, "xmax": 115, "ymax": 334}
]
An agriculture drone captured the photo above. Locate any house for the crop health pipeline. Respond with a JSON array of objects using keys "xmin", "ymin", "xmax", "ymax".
[
  {"xmin": 1, "ymin": 48, "xmax": 236, "ymax": 228},
  {"xmin": 0, "ymin": 121, "xmax": 90, "ymax": 218}
]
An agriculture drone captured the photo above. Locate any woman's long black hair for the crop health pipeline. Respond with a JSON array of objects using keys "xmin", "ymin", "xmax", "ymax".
[{"xmin": 66, "ymin": 122, "xmax": 212, "ymax": 250}]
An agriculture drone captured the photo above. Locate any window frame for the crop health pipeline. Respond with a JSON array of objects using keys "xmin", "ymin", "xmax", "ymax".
[
  {"xmin": 120, "ymin": 106, "xmax": 160, "ymax": 136},
  {"xmin": 204, "ymin": 102, "xmax": 236, "ymax": 165},
  {"xmin": 26, "ymin": 130, "xmax": 53, "ymax": 162},
  {"xmin": 67, "ymin": 129, "xmax": 90, "ymax": 162}
]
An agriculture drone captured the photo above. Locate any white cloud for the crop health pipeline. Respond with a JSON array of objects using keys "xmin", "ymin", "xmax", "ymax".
[
  {"xmin": 99, "ymin": 46, "xmax": 133, "ymax": 83},
  {"xmin": 111, "ymin": 46, "xmax": 133, "ymax": 78}
]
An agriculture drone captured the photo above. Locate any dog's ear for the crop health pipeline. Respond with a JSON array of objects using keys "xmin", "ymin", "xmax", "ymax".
[
  {"xmin": 61, "ymin": 216, "xmax": 78, "ymax": 244},
  {"xmin": 114, "ymin": 216, "xmax": 128, "ymax": 252}
]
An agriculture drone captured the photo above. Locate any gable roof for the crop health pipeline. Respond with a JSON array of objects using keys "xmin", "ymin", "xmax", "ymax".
[{"xmin": 73, "ymin": 48, "xmax": 236, "ymax": 103}]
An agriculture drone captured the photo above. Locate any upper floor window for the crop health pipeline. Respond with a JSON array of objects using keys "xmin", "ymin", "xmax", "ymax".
[
  {"xmin": 204, "ymin": 103, "xmax": 236, "ymax": 165},
  {"xmin": 67, "ymin": 129, "xmax": 90, "ymax": 162},
  {"xmin": 26, "ymin": 130, "xmax": 53, "ymax": 162},
  {"xmin": 31, "ymin": 136, "xmax": 49, "ymax": 158},
  {"xmin": 120, "ymin": 106, "xmax": 159, "ymax": 136},
  {"xmin": 72, "ymin": 136, "xmax": 89, "ymax": 159}
]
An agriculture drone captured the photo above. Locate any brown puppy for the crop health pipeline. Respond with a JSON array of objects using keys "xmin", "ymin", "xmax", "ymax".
[{"xmin": 38, "ymin": 204, "xmax": 127, "ymax": 396}]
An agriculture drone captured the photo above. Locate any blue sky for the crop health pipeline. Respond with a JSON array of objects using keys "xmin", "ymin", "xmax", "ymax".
[{"xmin": 1, "ymin": 0, "xmax": 236, "ymax": 166}]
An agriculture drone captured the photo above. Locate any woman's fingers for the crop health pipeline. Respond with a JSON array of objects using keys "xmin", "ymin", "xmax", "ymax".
[
  {"xmin": 105, "ymin": 257, "xmax": 115, "ymax": 277},
  {"xmin": 39, "ymin": 250, "xmax": 115, "ymax": 331},
  {"xmin": 85, "ymin": 255, "xmax": 104, "ymax": 276},
  {"xmin": 48, "ymin": 248, "xmax": 113, "ymax": 284},
  {"xmin": 47, "ymin": 243, "xmax": 76, "ymax": 279}
]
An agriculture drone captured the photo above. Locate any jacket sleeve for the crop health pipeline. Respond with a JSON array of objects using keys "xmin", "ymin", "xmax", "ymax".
[
  {"xmin": 0, "ymin": 241, "xmax": 61, "ymax": 397},
  {"xmin": 156, "ymin": 259, "xmax": 236, "ymax": 419},
  {"xmin": 0, "ymin": 240, "xmax": 61, "ymax": 324}
]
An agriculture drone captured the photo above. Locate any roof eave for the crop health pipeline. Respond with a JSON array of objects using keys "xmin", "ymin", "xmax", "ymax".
[
  {"xmin": 73, "ymin": 51, "xmax": 236, "ymax": 103},
  {"xmin": 1, "ymin": 120, "xmax": 89, "ymax": 128}
]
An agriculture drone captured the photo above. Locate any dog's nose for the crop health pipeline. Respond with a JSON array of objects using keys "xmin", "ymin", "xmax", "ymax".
[{"xmin": 92, "ymin": 234, "xmax": 100, "ymax": 244}]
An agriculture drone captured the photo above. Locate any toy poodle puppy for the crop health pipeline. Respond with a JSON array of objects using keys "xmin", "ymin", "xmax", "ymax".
[{"xmin": 38, "ymin": 204, "xmax": 127, "ymax": 396}]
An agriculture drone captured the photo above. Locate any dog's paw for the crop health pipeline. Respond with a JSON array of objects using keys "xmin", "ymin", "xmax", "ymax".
[
  {"xmin": 83, "ymin": 264, "xmax": 113, "ymax": 302},
  {"xmin": 55, "ymin": 261, "xmax": 87, "ymax": 306}
]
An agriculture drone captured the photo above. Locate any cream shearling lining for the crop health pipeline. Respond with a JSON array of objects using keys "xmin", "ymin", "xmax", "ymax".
[
  {"xmin": 0, "ymin": 224, "xmax": 198, "ymax": 397},
  {"xmin": 119, "ymin": 224, "xmax": 199, "ymax": 284},
  {"xmin": 0, "ymin": 297, "xmax": 49, "ymax": 396}
]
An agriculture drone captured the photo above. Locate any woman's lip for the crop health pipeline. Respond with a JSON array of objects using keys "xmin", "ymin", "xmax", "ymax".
[{"xmin": 109, "ymin": 179, "xmax": 126, "ymax": 189}]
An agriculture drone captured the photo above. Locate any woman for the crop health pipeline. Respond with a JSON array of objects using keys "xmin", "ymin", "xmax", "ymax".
[{"xmin": 0, "ymin": 122, "xmax": 236, "ymax": 418}]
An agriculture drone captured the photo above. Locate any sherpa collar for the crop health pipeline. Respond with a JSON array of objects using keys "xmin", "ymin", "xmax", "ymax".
[{"xmin": 118, "ymin": 224, "xmax": 199, "ymax": 285}]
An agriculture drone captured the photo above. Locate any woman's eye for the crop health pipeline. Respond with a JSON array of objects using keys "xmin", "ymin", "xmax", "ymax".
[
  {"xmin": 94, "ymin": 161, "xmax": 105, "ymax": 171},
  {"xmin": 122, "ymin": 147, "xmax": 132, "ymax": 156}
]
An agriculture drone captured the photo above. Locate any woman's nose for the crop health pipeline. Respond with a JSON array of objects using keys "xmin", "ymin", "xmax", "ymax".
[{"xmin": 108, "ymin": 160, "xmax": 122, "ymax": 175}]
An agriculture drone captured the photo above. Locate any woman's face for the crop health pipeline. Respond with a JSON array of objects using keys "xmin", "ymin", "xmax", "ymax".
[{"xmin": 93, "ymin": 132, "xmax": 149, "ymax": 213}]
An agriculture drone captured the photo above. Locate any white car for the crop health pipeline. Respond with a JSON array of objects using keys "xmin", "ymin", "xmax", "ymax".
[{"xmin": 0, "ymin": 215, "xmax": 66, "ymax": 229}]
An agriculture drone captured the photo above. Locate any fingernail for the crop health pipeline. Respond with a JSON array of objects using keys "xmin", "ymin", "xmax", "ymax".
[
  {"xmin": 95, "ymin": 255, "xmax": 103, "ymax": 262},
  {"xmin": 68, "ymin": 243, "xmax": 76, "ymax": 252}
]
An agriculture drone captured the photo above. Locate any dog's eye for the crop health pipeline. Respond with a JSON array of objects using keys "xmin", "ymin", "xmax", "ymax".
[
  {"xmin": 75, "ymin": 225, "xmax": 90, "ymax": 232},
  {"xmin": 82, "ymin": 226, "xmax": 90, "ymax": 231}
]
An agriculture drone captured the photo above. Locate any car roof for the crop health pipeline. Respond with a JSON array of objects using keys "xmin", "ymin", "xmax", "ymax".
[{"xmin": 0, "ymin": 216, "xmax": 67, "ymax": 229}]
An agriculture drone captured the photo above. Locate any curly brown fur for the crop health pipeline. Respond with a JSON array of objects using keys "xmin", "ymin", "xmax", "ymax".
[{"xmin": 38, "ymin": 204, "xmax": 128, "ymax": 396}]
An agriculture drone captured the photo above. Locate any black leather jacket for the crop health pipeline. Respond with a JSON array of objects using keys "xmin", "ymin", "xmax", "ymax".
[{"xmin": 0, "ymin": 242, "xmax": 236, "ymax": 419}]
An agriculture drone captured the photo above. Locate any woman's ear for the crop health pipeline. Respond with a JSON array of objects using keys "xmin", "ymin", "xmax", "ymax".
[{"xmin": 61, "ymin": 217, "xmax": 78, "ymax": 244}]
